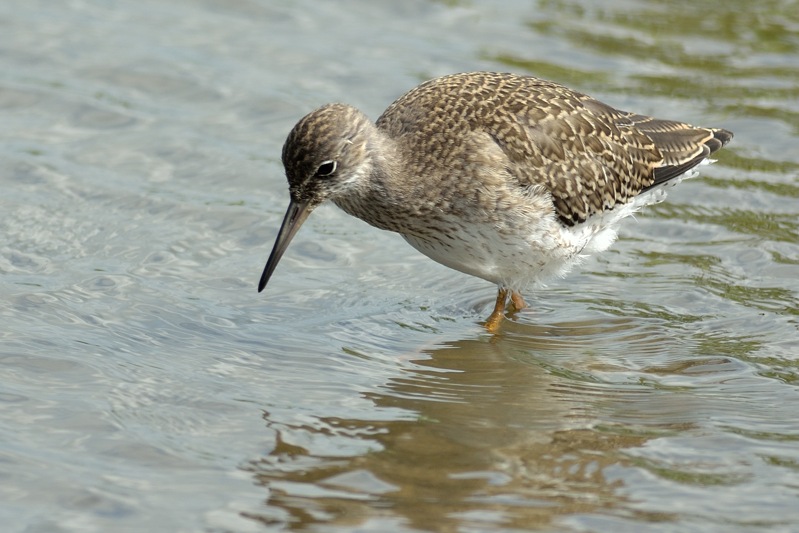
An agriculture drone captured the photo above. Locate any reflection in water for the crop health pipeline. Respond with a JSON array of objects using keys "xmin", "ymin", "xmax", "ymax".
[{"xmin": 245, "ymin": 318, "xmax": 723, "ymax": 530}]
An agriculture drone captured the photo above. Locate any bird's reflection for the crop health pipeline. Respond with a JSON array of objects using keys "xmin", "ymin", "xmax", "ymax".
[{"xmin": 244, "ymin": 318, "xmax": 688, "ymax": 530}]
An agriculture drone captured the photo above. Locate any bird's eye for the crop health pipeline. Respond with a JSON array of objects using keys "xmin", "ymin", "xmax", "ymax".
[{"xmin": 316, "ymin": 160, "xmax": 337, "ymax": 177}]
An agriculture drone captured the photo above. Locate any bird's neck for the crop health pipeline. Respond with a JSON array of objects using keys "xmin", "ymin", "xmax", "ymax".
[{"xmin": 332, "ymin": 134, "xmax": 418, "ymax": 234}]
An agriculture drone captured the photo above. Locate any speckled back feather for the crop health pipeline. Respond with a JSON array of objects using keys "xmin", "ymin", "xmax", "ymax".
[{"xmin": 377, "ymin": 72, "xmax": 732, "ymax": 226}]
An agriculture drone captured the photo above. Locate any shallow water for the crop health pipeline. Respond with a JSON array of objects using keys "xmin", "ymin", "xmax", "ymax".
[{"xmin": 2, "ymin": 0, "xmax": 798, "ymax": 531}]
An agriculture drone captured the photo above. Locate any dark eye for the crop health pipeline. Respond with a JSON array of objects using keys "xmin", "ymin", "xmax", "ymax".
[{"xmin": 315, "ymin": 160, "xmax": 337, "ymax": 177}]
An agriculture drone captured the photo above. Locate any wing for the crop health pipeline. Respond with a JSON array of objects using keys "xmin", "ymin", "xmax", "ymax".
[
  {"xmin": 493, "ymin": 83, "xmax": 732, "ymax": 226},
  {"xmin": 377, "ymin": 72, "xmax": 732, "ymax": 226}
]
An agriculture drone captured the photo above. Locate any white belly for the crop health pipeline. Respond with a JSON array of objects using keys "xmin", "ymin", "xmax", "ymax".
[
  {"xmin": 400, "ymin": 214, "xmax": 603, "ymax": 290},
  {"xmin": 399, "ymin": 182, "xmax": 678, "ymax": 291},
  {"xmin": 390, "ymin": 157, "xmax": 701, "ymax": 291}
]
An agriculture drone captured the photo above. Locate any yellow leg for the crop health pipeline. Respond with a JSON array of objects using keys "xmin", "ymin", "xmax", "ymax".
[
  {"xmin": 510, "ymin": 291, "xmax": 527, "ymax": 311},
  {"xmin": 484, "ymin": 288, "xmax": 509, "ymax": 333}
]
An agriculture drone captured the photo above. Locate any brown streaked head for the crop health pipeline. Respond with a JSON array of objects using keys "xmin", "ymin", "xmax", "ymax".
[{"xmin": 258, "ymin": 103, "xmax": 375, "ymax": 293}]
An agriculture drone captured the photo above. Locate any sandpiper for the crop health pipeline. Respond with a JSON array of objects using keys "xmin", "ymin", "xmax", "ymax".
[{"xmin": 258, "ymin": 72, "xmax": 732, "ymax": 331}]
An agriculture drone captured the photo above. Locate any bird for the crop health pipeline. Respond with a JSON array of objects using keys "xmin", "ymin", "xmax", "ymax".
[{"xmin": 257, "ymin": 72, "xmax": 732, "ymax": 331}]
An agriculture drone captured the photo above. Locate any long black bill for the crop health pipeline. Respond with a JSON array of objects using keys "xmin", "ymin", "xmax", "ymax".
[{"xmin": 258, "ymin": 199, "xmax": 312, "ymax": 292}]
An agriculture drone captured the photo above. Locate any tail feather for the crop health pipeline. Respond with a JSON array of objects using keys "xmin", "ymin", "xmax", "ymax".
[{"xmin": 643, "ymin": 124, "xmax": 733, "ymax": 189}]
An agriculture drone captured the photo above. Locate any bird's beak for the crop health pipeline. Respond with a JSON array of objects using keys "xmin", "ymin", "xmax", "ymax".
[{"xmin": 258, "ymin": 199, "xmax": 313, "ymax": 292}]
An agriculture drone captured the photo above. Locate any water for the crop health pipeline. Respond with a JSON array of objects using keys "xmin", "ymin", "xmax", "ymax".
[{"xmin": 2, "ymin": 0, "xmax": 798, "ymax": 531}]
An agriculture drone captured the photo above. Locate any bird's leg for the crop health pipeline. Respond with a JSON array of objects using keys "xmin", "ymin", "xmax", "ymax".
[
  {"xmin": 510, "ymin": 291, "xmax": 527, "ymax": 312},
  {"xmin": 484, "ymin": 287, "xmax": 509, "ymax": 333}
]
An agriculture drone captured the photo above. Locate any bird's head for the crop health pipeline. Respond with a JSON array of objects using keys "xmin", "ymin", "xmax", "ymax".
[{"xmin": 258, "ymin": 103, "xmax": 375, "ymax": 292}]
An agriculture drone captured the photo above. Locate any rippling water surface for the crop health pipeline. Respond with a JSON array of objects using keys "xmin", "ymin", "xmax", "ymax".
[{"xmin": 2, "ymin": 1, "xmax": 798, "ymax": 531}]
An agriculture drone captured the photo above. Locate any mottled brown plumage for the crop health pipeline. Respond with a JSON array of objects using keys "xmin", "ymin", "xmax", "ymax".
[
  {"xmin": 376, "ymin": 72, "xmax": 731, "ymax": 226},
  {"xmin": 260, "ymin": 72, "xmax": 733, "ymax": 331}
]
